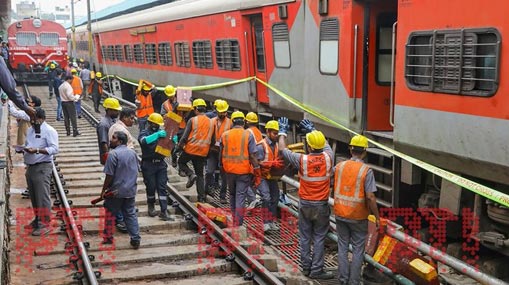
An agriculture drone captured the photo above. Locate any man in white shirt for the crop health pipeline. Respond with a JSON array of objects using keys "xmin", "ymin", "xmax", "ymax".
[
  {"xmin": 58, "ymin": 75, "xmax": 80, "ymax": 136},
  {"xmin": 108, "ymin": 107, "xmax": 136, "ymax": 149}
]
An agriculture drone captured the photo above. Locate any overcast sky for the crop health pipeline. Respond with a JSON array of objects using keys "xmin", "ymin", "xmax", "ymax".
[{"xmin": 12, "ymin": 0, "xmax": 125, "ymax": 15}]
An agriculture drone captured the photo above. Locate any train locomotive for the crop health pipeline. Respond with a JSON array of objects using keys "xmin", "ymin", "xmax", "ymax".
[
  {"xmin": 7, "ymin": 18, "xmax": 68, "ymax": 82},
  {"xmin": 72, "ymin": 0, "xmax": 509, "ymax": 272}
]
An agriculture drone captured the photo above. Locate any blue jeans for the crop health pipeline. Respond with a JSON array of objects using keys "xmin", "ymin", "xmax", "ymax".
[
  {"xmin": 257, "ymin": 179, "xmax": 279, "ymax": 224},
  {"xmin": 336, "ymin": 218, "xmax": 368, "ymax": 285},
  {"xmin": 75, "ymin": 99, "xmax": 82, "ymax": 116},
  {"xmin": 55, "ymin": 96, "xmax": 62, "ymax": 119},
  {"xmin": 103, "ymin": 197, "xmax": 140, "ymax": 242},
  {"xmin": 298, "ymin": 200, "xmax": 330, "ymax": 275},
  {"xmin": 226, "ymin": 173, "xmax": 251, "ymax": 226},
  {"xmin": 141, "ymin": 161, "xmax": 168, "ymax": 212}
]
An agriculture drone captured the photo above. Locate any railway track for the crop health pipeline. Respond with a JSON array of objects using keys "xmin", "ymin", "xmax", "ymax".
[{"xmin": 8, "ymin": 85, "xmax": 286, "ymax": 285}]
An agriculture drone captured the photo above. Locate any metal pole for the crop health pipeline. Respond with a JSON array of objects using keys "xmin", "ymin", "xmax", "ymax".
[
  {"xmin": 71, "ymin": 0, "xmax": 76, "ymax": 58},
  {"xmin": 86, "ymin": 0, "xmax": 92, "ymax": 60}
]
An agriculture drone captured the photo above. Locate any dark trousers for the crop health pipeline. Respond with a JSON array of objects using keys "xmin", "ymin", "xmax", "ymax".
[
  {"xmin": 141, "ymin": 161, "xmax": 168, "ymax": 212},
  {"xmin": 226, "ymin": 173, "xmax": 251, "ymax": 226},
  {"xmin": 178, "ymin": 151, "xmax": 206, "ymax": 201},
  {"xmin": 26, "ymin": 162, "xmax": 53, "ymax": 227},
  {"xmin": 205, "ymin": 151, "xmax": 227, "ymax": 198},
  {"xmin": 103, "ymin": 197, "xmax": 140, "ymax": 242},
  {"xmin": 258, "ymin": 179, "xmax": 280, "ymax": 224},
  {"xmin": 62, "ymin": 101, "xmax": 78, "ymax": 135},
  {"xmin": 92, "ymin": 92, "xmax": 101, "ymax": 111}
]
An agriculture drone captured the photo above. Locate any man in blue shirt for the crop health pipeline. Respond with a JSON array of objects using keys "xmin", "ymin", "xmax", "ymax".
[
  {"xmin": 22, "ymin": 108, "xmax": 59, "ymax": 236},
  {"xmin": 100, "ymin": 131, "xmax": 141, "ymax": 249}
]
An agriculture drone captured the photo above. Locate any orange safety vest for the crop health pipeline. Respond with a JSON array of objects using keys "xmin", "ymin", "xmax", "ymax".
[
  {"xmin": 333, "ymin": 160, "xmax": 370, "ymax": 220},
  {"xmin": 87, "ymin": 79, "xmax": 103, "ymax": 94},
  {"xmin": 247, "ymin": 126, "xmax": 263, "ymax": 143},
  {"xmin": 71, "ymin": 75, "xmax": 83, "ymax": 96},
  {"xmin": 136, "ymin": 93, "xmax": 154, "ymax": 118},
  {"xmin": 259, "ymin": 139, "xmax": 283, "ymax": 180},
  {"xmin": 184, "ymin": 115, "xmax": 214, "ymax": 157},
  {"xmin": 221, "ymin": 128, "xmax": 251, "ymax": 175},
  {"xmin": 298, "ymin": 152, "xmax": 332, "ymax": 201},
  {"xmin": 163, "ymin": 100, "xmax": 186, "ymax": 129},
  {"xmin": 212, "ymin": 117, "xmax": 232, "ymax": 141}
]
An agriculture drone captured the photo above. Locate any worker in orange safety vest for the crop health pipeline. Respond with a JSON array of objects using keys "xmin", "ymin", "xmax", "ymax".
[
  {"xmin": 70, "ymin": 68, "xmax": 83, "ymax": 118},
  {"xmin": 244, "ymin": 111, "xmax": 264, "ymax": 210},
  {"xmin": 175, "ymin": 98, "xmax": 215, "ymax": 203},
  {"xmin": 278, "ymin": 118, "xmax": 334, "ymax": 280},
  {"xmin": 135, "ymin": 79, "xmax": 155, "ymax": 132},
  {"xmin": 220, "ymin": 111, "xmax": 259, "ymax": 227},
  {"xmin": 334, "ymin": 134, "xmax": 380, "ymax": 285}
]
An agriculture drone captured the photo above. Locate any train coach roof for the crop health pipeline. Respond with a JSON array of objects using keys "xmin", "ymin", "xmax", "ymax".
[{"xmin": 70, "ymin": 0, "xmax": 174, "ymax": 28}]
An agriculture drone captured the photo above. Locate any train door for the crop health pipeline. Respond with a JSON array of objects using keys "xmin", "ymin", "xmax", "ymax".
[
  {"xmin": 249, "ymin": 15, "xmax": 269, "ymax": 103},
  {"xmin": 362, "ymin": 1, "xmax": 397, "ymax": 131}
]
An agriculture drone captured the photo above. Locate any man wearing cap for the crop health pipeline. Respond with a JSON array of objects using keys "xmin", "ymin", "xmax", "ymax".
[
  {"xmin": 139, "ymin": 113, "xmax": 172, "ymax": 221},
  {"xmin": 220, "ymin": 111, "xmax": 259, "ymax": 227},
  {"xmin": 160, "ymin": 84, "xmax": 186, "ymax": 167},
  {"xmin": 176, "ymin": 98, "xmax": 215, "ymax": 203},
  {"xmin": 278, "ymin": 118, "xmax": 334, "ymax": 280},
  {"xmin": 70, "ymin": 68, "xmax": 83, "ymax": 118},
  {"xmin": 135, "ymin": 79, "xmax": 155, "ymax": 132},
  {"xmin": 334, "ymin": 135, "xmax": 380, "ymax": 285},
  {"xmin": 88, "ymin": 72, "xmax": 104, "ymax": 113},
  {"xmin": 46, "ymin": 62, "xmax": 58, "ymax": 99},
  {"xmin": 97, "ymin": 98, "xmax": 122, "ymax": 165}
]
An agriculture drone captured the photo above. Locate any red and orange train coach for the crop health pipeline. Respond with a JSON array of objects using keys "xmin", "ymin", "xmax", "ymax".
[
  {"xmin": 74, "ymin": 0, "xmax": 509, "ymax": 261},
  {"xmin": 7, "ymin": 18, "xmax": 68, "ymax": 82}
]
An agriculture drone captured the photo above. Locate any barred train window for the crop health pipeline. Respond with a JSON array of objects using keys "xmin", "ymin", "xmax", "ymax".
[
  {"xmin": 134, "ymin": 44, "xmax": 144, "ymax": 64},
  {"xmin": 192, "ymin": 40, "xmax": 213, "ymax": 69},
  {"xmin": 145, "ymin": 43, "xmax": 157, "ymax": 65},
  {"xmin": 124, "ymin": 45, "xmax": 133, "ymax": 63},
  {"xmin": 16, "ymin": 32, "xmax": 36, "ymax": 46},
  {"xmin": 77, "ymin": 41, "xmax": 88, "ymax": 52},
  {"xmin": 40, "ymin": 32, "xmax": 59, "ymax": 46},
  {"xmin": 158, "ymin": 42, "xmax": 173, "ymax": 66},
  {"xmin": 174, "ymin": 42, "xmax": 191, "ymax": 67},
  {"xmin": 107, "ymin": 45, "xmax": 115, "ymax": 61},
  {"xmin": 319, "ymin": 18, "xmax": 339, "ymax": 75},
  {"xmin": 115, "ymin": 45, "xmax": 123, "ymax": 62},
  {"xmin": 272, "ymin": 23, "xmax": 291, "ymax": 68},
  {"xmin": 215, "ymin": 39, "xmax": 241, "ymax": 71},
  {"xmin": 406, "ymin": 28, "xmax": 500, "ymax": 96}
]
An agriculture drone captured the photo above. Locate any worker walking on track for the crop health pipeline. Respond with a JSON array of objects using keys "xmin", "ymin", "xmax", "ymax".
[
  {"xmin": 206, "ymin": 99, "xmax": 231, "ymax": 203},
  {"xmin": 97, "ymin": 98, "xmax": 122, "ymax": 165},
  {"xmin": 160, "ymin": 84, "xmax": 186, "ymax": 167},
  {"xmin": 257, "ymin": 120, "xmax": 284, "ymax": 232},
  {"xmin": 135, "ymin": 79, "xmax": 155, "ymax": 132},
  {"xmin": 70, "ymin": 68, "xmax": 83, "ymax": 118},
  {"xmin": 138, "ymin": 113, "xmax": 173, "ymax": 221},
  {"xmin": 278, "ymin": 118, "xmax": 334, "ymax": 280},
  {"xmin": 334, "ymin": 135, "xmax": 380, "ymax": 285},
  {"xmin": 220, "ymin": 111, "xmax": 260, "ymax": 227},
  {"xmin": 176, "ymin": 98, "xmax": 214, "ymax": 203},
  {"xmin": 58, "ymin": 75, "xmax": 80, "ymax": 137},
  {"xmin": 88, "ymin": 72, "xmax": 104, "ymax": 113},
  {"xmin": 100, "ymin": 131, "xmax": 141, "ymax": 249}
]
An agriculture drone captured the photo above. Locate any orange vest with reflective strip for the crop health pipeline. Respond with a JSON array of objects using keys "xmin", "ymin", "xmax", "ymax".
[
  {"xmin": 71, "ymin": 75, "xmax": 82, "ymax": 95},
  {"xmin": 212, "ymin": 117, "xmax": 232, "ymax": 141},
  {"xmin": 247, "ymin": 126, "xmax": 263, "ymax": 143},
  {"xmin": 298, "ymin": 152, "xmax": 332, "ymax": 201},
  {"xmin": 333, "ymin": 160, "xmax": 370, "ymax": 220},
  {"xmin": 221, "ymin": 128, "xmax": 251, "ymax": 175},
  {"xmin": 184, "ymin": 115, "xmax": 213, "ymax": 157},
  {"xmin": 163, "ymin": 100, "xmax": 186, "ymax": 129},
  {"xmin": 136, "ymin": 93, "xmax": 154, "ymax": 118},
  {"xmin": 259, "ymin": 139, "xmax": 279, "ymax": 179}
]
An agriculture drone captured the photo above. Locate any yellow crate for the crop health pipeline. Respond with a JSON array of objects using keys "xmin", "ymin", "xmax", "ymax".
[
  {"xmin": 409, "ymin": 258, "xmax": 437, "ymax": 281},
  {"xmin": 373, "ymin": 235, "xmax": 397, "ymax": 265}
]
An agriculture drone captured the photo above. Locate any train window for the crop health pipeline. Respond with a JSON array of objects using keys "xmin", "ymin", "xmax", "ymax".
[
  {"xmin": 134, "ymin": 44, "xmax": 144, "ymax": 64},
  {"xmin": 145, "ymin": 43, "xmax": 157, "ymax": 65},
  {"xmin": 215, "ymin": 40, "xmax": 241, "ymax": 71},
  {"xmin": 376, "ymin": 13, "xmax": 397, "ymax": 85},
  {"xmin": 77, "ymin": 41, "xmax": 89, "ymax": 52},
  {"xmin": 406, "ymin": 28, "xmax": 500, "ymax": 96},
  {"xmin": 107, "ymin": 46, "xmax": 115, "ymax": 61},
  {"xmin": 40, "ymin": 32, "xmax": 59, "ymax": 46},
  {"xmin": 158, "ymin": 42, "xmax": 173, "ymax": 66},
  {"xmin": 115, "ymin": 45, "xmax": 123, "ymax": 62},
  {"xmin": 174, "ymin": 42, "xmax": 191, "ymax": 68},
  {"xmin": 319, "ymin": 18, "xmax": 339, "ymax": 75},
  {"xmin": 124, "ymin": 45, "xmax": 133, "ymax": 63},
  {"xmin": 272, "ymin": 23, "xmax": 291, "ymax": 68},
  {"xmin": 16, "ymin": 32, "xmax": 36, "ymax": 46},
  {"xmin": 192, "ymin": 41, "xmax": 213, "ymax": 69}
]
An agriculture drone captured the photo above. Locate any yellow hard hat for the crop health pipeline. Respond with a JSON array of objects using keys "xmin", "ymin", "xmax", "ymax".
[
  {"xmin": 79, "ymin": 58, "xmax": 84, "ymax": 62},
  {"xmin": 50, "ymin": 63, "xmax": 56, "ymax": 69},
  {"xmin": 148, "ymin": 113, "xmax": 164, "ymax": 126},
  {"xmin": 193, "ymin": 98, "xmax": 207, "ymax": 108},
  {"xmin": 306, "ymin": 130, "xmax": 326, "ymax": 150},
  {"xmin": 164, "ymin": 85, "xmax": 176, "ymax": 97},
  {"xmin": 213, "ymin": 99, "xmax": 221, "ymax": 107},
  {"xmin": 265, "ymin": 120, "xmax": 279, "ymax": 131},
  {"xmin": 350, "ymin": 135, "xmax": 368, "ymax": 148},
  {"xmin": 95, "ymin": 72, "xmax": 102, "ymax": 78},
  {"xmin": 142, "ymin": 84, "xmax": 152, "ymax": 91},
  {"xmin": 71, "ymin": 68, "xmax": 77, "ymax": 74},
  {"xmin": 246, "ymin": 112, "xmax": 258, "ymax": 123},
  {"xmin": 103, "ymin": 98, "xmax": 122, "ymax": 111},
  {"xmin": 231, "ymin": 111, "xmax": 245, "ymax": 121},
  {"xmin": 215, "ymin": 100, "xmax": 229, "ymax": 113}
]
